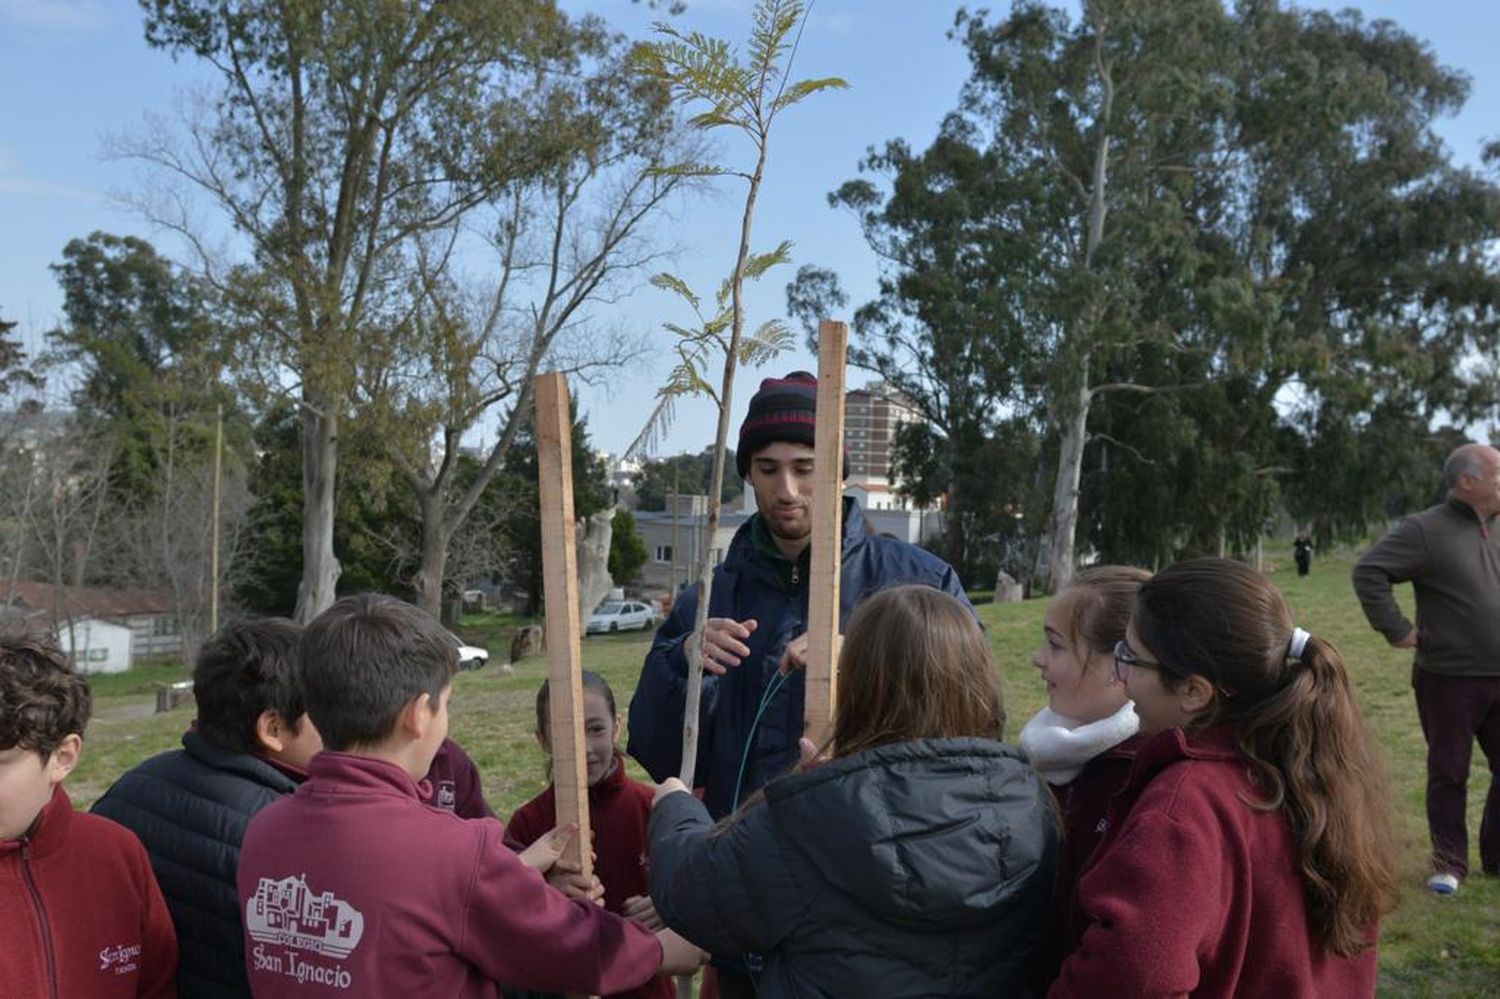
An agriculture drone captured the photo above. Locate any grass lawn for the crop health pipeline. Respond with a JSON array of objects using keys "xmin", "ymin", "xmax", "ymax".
[{"xmin": 70, "ymin": 555, "xmax": 1498, "ymax": 996}]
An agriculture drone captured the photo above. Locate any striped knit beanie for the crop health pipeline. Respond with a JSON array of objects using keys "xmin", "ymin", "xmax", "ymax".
[{"xmin": 736, "ymin": 371, "xmax": 819, "ymax": 479}]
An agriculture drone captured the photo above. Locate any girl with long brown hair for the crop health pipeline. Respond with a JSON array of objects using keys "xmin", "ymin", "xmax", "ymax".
[
  {"xmin": 1050, "ymin": 558, "xmax": 1398, "ymax": 997},
  {"xmin": 648, "ymin": 585, "xmax": 1058, "ymax": 998}
]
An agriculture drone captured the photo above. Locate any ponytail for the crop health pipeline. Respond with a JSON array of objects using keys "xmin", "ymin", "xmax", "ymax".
[
  {"xmin": 1134, "ymin": 558, "xmax": 1399, "ymax": 957},
  {"xmin": 1233, "ymin": 636, "xmax": 1398, "ymax": 956}
]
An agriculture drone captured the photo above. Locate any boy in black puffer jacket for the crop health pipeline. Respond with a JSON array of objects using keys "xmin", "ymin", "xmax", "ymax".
[{"xmin": 93, "ymin": 618, "xmax": 319, "ymax": 997}]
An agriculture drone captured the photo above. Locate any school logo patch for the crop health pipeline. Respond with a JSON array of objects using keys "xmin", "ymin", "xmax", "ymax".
[
  {"xmin": 246, "ymin": 875, "xmax": 365, "ymax": 958},
  {"xmin": 99, "ymin": 943, "xmax": 141, "ymax": 975},
  {"xmin": 246, "ymin": 875, "xmax": 364, "ymax": 990}
]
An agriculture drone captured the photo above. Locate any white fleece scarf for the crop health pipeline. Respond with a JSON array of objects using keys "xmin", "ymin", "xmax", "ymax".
[{"xmin": 1018, "ymin": 702, "xmax": 1140, "ymax": 785}]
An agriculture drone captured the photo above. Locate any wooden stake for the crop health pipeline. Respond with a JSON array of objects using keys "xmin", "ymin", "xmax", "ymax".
[
  {"xmin": 804, "ymin": 320, "xmax": 848, "ymax": 749},
  {"xmin": 534, "ymin": 373, "xmax": 593, "ymax": 880}
]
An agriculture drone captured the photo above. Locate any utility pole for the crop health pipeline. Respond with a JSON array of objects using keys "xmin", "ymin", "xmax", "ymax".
[{"xmin": 209, "ymin": 403, "xmax": 223, "ymax": 635}]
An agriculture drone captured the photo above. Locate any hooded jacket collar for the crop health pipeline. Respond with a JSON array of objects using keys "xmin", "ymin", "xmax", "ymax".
[
  {"xmin": 303, "ymin": 750, "xmax": 423, "ymax": 801},
  {"xmin": 1122, "ymin": 725, "xmax": 1242, "ymax": 796},
  {"xmin": 588, "ymin": 751, "xmax": 629, "ymax": 803},
  {"xmin": 181, "ymin": 728, "xmax": 305, "ymax": 791}
]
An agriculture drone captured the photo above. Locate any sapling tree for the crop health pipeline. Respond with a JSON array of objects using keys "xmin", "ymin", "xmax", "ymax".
[{"xmin": 631, "ymin": 0, "xmax": 846, "ymax": 787}]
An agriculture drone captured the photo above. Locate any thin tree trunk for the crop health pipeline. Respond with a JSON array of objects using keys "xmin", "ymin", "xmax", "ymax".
[
  {"xmin": 296, "ymin": 404, "xmax": 342, "ymax": 623},
  {"xmin": 1047, "ymin": 375, "xmax": 1092, "ymax": 593},
  {"xmin": 210, "ymin": 403, "xmax": 223, "ymax": 635},
  {"xmin": 414, "ymin": 490, "xmax": 449, "ymax": 618},
  {"xmin": 944, "ymin": 476, "xmax": 965, "ymax": 581},
  {"xmin": 6, "ymin": 460, "xmax": 35, "ymax": 609},
  {"xmin": 1044, "ymin": 21, "xmax": 1112, "ymax": 594},
  {"xmin": 679, "ymin": 140, "xmax": 769, "ymax": 790}
]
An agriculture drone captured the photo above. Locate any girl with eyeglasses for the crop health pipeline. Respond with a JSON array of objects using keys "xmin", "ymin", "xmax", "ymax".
[
  {"xmin": 1050, "ymin": 558, "xmax": 1398, "ymax": 998},
  {"xmin": 1019, "ymin": 566, "xmax": 1150, "ymax": 991}
]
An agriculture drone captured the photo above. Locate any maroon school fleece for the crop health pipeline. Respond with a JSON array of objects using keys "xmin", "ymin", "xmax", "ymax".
[
  {"xmin": 1050, "ymin": 726, "xmax": 1379, "ymax": 998},
  {"xmin": 508, "ymin": 754, "xmax": 675, "ymax": 999},
  {"xmin": 1028, "ymin": 736, "xmax": 1140, "ymax": 991},
  {"xmin": 420, "ymin": 737, "xmax": 495, "ymax": 818},
  {"xmin": 0, "ymin": 786, "xmax": 178, "ymax": 998},
  {"xmin": 238, "ymin": 751, "xmax": 663, "ymax": 998}
]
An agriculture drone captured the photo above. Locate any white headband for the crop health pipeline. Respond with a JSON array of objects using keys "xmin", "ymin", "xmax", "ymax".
[{"xmin": 1288, "ymin": 627, "xmax": 1312, "ymax": 663}]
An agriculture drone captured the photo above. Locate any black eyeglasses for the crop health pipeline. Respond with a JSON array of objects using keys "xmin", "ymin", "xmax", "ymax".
[{"xmin": 1112, "ymin": 639, "xmax": 1160, "ymax": 683}]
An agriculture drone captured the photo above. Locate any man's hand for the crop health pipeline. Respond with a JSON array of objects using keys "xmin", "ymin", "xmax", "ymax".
[
  {"xmin": 622, "ymin": 894, "xmax": 665, "ymax": 931},
  {"xmin": 1393, "ymin": 628, "xmax": 1418, "ymax": 649},
  {"xmin": 696, "ymin": 617, "xmax": 757, "ymax": 675},
  {"xmin": 518, "ymin": 823, "xmax": 577, "ymax": 873},
  {"xmin": 778, "ymin": 633, "xmax": 809, "ymax": 675},
  {"xmin": 656, "ymin": 928, "xmax": 710, "ymax": 976},
  {"xmin": 653, "ymin": 776, "xmax": 689, "ymax": 808}
]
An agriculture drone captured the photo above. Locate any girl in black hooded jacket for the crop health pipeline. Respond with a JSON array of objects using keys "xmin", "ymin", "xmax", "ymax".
[{"xmin": 648, "ymin": 585, "xmax": 1059, "ymax": 998}]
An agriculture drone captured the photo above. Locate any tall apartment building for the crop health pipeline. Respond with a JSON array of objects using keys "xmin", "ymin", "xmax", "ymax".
[{"xmin": 843, "ymin": 381, "xmax": 924, "ymax": 511}]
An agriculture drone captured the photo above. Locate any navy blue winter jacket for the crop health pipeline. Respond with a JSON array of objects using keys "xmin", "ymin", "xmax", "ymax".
[
  {"xmin": 649, "ymin": 737, "xmax": 1058, "ymax": 997},
  {"xmin": 92, "ymin": 729, "xmax": 302, "ymax": 997},
  {"xmin": 627, "ymin": 498, "xmax": 970, "ymax": 819}
]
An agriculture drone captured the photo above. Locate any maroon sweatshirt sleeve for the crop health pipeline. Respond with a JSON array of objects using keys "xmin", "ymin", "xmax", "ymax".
[
  {"xmin": 1049, "ymin": 808, "xmax": 1219, "ymax": 998},
  {"xmin": 455, "ymin": 821, "xmax": 662, "ymax": 994},
  {"xmin": 131, "ymin": 836, "xmax": 180, "ymax": 998}
]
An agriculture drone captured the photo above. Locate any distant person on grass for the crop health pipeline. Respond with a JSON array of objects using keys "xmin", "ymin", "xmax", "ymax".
[
  {"xmin": 1353, "ymin": 441, "xmax": 1500, "ymax": 895},
  {"xmin": 1, "ymin": 633, "xmax": 177, "ymax": 997},
  {"xmin": 1293, "ymin": 532, "xmax": 1313, "ymax": 577}
]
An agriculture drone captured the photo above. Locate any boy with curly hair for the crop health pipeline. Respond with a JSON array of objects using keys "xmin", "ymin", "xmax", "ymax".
[{"xmin": 0, "ymin": 633, "xmax": 178, "ymax": 997}]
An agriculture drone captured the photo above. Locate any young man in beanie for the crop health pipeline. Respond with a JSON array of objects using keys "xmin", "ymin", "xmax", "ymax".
[
  {"xmin": 628, "ymin": 370, "xmax": 970, "ymax": 817},
  {"xmin": 628, "ymin": 372, "xmax": 970, "ymax": 998}
]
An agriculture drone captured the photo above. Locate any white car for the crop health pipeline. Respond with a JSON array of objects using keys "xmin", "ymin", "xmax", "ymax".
[
  {"xmin": 448, "ymin": 632, "xmax": 490, "ymax": 670},
  {"xmin": 586, "ymin": 600, "xmax": 656, "ymax": 635}
]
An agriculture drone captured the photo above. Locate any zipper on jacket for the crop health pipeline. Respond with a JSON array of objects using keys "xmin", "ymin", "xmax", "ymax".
[
  {"xmin": 791, "ymin": 563, "xmax": 799, "ymax": 586},
  {"xmin": 20, "ymin": 839, "xmax": 60, "ymax": 999}
]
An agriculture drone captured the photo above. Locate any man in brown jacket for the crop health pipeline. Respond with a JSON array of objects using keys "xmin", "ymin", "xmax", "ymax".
[{"xmin": 1353, "ymin": 442, "xmax": 1500, "ymax": 895}]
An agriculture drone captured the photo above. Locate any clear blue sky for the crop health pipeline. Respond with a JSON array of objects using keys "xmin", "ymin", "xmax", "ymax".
[{"xmin": 2, "ymin": 0, "xmax": 1496, "ymax": 457}]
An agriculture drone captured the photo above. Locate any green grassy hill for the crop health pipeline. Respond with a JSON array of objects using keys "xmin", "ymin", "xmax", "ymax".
[{"xmin": 70, "ymin": 553, "xmax": 1499, "ymax": 996}]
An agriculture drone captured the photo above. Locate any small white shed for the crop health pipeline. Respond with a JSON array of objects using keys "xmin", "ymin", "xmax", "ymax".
[{"xmin": 56, "ymin": 618, "xmax": 134, "ymax": 675}]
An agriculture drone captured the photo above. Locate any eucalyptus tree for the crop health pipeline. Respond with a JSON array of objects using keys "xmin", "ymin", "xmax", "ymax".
[{"xmin": 812, "ymin": 0, "xmax": 1500, "ymax": 585}]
